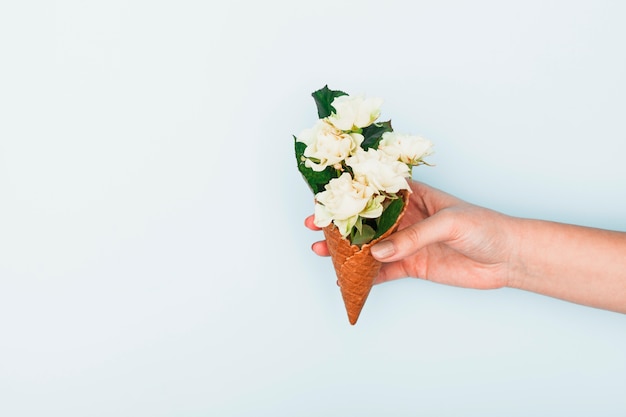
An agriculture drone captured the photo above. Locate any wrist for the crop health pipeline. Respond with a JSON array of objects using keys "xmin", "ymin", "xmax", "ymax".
[{"xmin": 503, "ymin": 216, "xmax": 533, "ymax": 291}]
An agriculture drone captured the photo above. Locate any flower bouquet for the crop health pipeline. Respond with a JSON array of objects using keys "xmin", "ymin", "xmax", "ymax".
[{"xmin": 294, "ymin": 85, "xmax": 433, "ymax": 325}]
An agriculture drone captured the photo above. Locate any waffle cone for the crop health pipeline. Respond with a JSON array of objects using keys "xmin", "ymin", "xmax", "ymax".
[{"xmin": 323, "ymin": 191, "xmax": 410, "ymax": 325}]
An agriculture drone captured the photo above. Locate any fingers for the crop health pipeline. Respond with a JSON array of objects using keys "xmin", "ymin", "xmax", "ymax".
[
  {"xmin": 304, "ymin": 214, "xmax": 322, "ymax": 231},
  {"xmin": 371, "ymin": 209, "xmax": 456, "ymax": 262},
  {"xmin": 305, "ymin": 214, "xmax": 330, "ymax": 256},
  {"xmin": 311, "ymin": 240, "xmax": 330, "ymax": 256}
]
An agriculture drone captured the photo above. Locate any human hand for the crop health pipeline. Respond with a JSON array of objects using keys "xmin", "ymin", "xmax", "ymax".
[{"xmin": 305, "ymin": 181, "xmax": 520, "ymax": 289}]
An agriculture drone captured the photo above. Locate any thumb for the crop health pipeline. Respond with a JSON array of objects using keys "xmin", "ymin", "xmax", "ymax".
[{"xmin": 371, "ymin": 210, "xmax": 456, "ymax": 262}]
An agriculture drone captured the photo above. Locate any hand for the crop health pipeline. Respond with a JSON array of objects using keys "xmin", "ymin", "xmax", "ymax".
[
  {"xmin": 305, "ymin": 181, "xmax": 520, "ymax": 289},
  {"xmin": 306, "ymin": 180, "xmax": 626, "ymax": 313}
]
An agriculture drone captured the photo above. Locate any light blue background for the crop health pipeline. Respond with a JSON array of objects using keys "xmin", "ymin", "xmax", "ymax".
[{"xmin": 1, "ymin": 1, "xmax": 625, "ymax": 416}]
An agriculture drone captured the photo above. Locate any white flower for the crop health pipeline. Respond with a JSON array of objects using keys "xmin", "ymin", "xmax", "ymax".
[
  {"xmin": 378, "ymin": 132, "xmax": 433, "ymax": 165},
  {"xmin": 346, "ymin": 148, "xmax": 410, "ymax": 194},
  {"xmin": 327, "ymin": 95, "xmax": 383, "ymax": 131},
  {"xmin": 314, "ymin": 172, "xmax": 384, "ymax": 237},
  {"xmin": 296, "ymin": 119, "xmax": 363, "ymax": 172}
]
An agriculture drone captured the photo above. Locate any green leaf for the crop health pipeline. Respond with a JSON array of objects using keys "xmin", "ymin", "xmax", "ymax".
[
  {"xmin": 361, "ymin": 120, "xmax": 393, "ymax": 150},
  {"xmin": 294, "ymin": 137, "xmax": 335, "ymax": 194},
  {"xmin": 312, "ymin": 85, "xmax": 348, "ymax": 119},
  {"xmin": 374, "ymin": 197, "xmax": 405, "ymax": 239},
  {"xmin": 351, "ymin": 223, "xmax": 376, "ymax": 246}
]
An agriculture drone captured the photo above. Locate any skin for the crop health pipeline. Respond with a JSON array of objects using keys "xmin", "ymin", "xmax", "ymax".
[{"xmin": 305, "ymin": 181, "xmax": 626, "ymax": 314}]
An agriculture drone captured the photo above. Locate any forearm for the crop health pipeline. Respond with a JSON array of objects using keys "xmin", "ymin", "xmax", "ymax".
[{"xmin": 509, "ymin": 218, "xmax": 626, "ymax": 313}]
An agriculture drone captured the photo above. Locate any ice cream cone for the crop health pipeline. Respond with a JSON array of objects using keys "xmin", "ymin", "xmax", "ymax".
[{"xmin": 322, "ymin": 190, "xmax": 410, "ymax": 325}]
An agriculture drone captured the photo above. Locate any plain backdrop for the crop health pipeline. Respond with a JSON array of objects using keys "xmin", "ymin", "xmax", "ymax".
[{"xmin": 1, "ymin": 1, "xmax": 625, "ymax": 416}]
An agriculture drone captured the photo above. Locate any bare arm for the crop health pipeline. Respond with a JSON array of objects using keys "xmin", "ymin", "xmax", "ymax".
[
  {"xmin": 510, "ymin": 218, "xmax": 626, "ymax": 313},
  {"xmin": 306, "ymin": 181, "xmax": 626, "ymax": 314}
]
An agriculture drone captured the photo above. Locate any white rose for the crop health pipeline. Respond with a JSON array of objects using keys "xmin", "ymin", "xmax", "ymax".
[
  {"xmin": 346, "ymin": 148, "xmax": 410, "ymax": 194},
  {"xmin": 378, "ymin": 132, "xmax": 433, "ymax": 165},
  {"xmin": 327, "ymin": 95, "xmax": 383, "ymax": 131},
  {"xmin": 314, "ymin": 172, "xmax": 382, "ymax": 237},
  {"xmin": 296, "ymin": 120, "xmax": 363, "ymax": 172}
]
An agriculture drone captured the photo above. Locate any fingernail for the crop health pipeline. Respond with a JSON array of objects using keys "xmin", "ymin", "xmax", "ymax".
[{"xmin": 371, "ymin": 241, "xmax": 395, "ymax": 259}]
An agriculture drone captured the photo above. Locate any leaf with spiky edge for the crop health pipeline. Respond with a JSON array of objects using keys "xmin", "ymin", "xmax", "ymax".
[
  {"xmin": 294, "ymin": 137, "xmax": 336, "ymax": 194},
  {"xmin": 374, "ymin": 196, "xmax": 405, "ymax": 239},
  {"xmin": 361, "ymin": 120, "xmax": 393, "ymax": 150},
  {"xmin": 312, "ymin": 85, "xmax": 348, "ymax": 119}
]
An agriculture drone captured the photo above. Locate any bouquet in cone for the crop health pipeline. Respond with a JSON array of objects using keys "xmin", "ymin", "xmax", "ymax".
[{"xmin": 294, "ymin": 85, "xmax": 433, "ymax": 325}]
